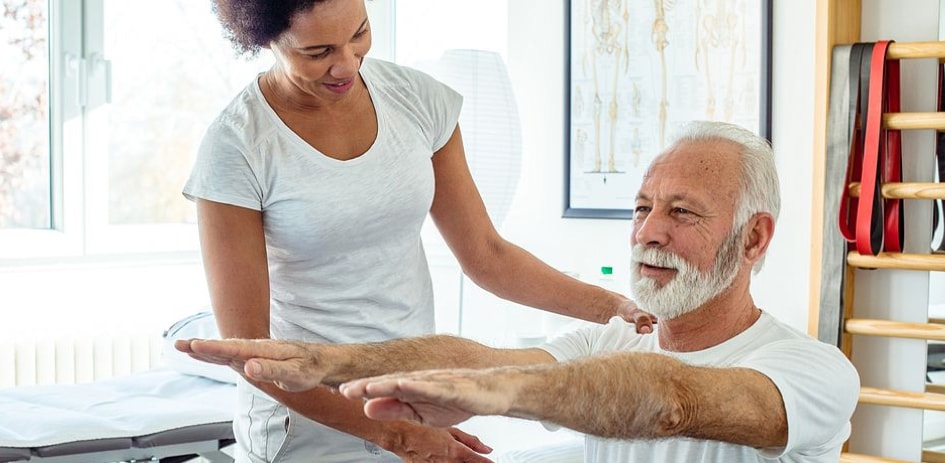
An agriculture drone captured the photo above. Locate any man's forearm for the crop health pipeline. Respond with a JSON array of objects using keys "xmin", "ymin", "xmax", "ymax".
[
  {"xmin": 500, "ymin": 352, "xmax": 685, "ymax": 439},
  {"xmin": 496, "ymin": 352, "xmax": 787, "ymax": 448},
  {"xmin": 320, "ymin": 335, "xmax": 506, "ymax": 386}
]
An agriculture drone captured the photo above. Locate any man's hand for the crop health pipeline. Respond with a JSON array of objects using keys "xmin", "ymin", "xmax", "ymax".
[
  {"xmin": 618, "ymin": 298, "xmax": 657, "ymax": 334},
  {"xmin": 174, "ymin": 338, "xmax": 328, "ymax": 391},
  {"xmin": 340, "ymin": 368, "xmax": 516, "ymax": 428}
]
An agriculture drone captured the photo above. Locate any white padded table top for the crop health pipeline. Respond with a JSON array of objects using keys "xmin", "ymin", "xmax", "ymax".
[{"xmin": 0, "ymin": 368, "xmax": 235, "ymax": 449}]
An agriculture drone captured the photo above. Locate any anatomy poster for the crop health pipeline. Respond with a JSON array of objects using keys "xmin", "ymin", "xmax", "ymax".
[{"xmin": 565, "ymin": 0, "xmax": 769, "ymax": 218}]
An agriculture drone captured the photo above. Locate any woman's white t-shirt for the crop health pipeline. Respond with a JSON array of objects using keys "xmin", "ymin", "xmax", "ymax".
[{"xmin": 183, "ymin": 58, "xmax": 462, "ymax": 462}]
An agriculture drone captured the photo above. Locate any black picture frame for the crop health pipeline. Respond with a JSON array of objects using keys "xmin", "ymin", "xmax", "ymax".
[{"xmin": 563, "ymin": 0, "xmax": 773, "ymax": 219}]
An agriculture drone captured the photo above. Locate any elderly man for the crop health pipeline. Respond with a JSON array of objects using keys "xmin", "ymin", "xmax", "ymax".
[{"xmin": 179, "ymin": 121, "xmax": 859, "ymax": 462}]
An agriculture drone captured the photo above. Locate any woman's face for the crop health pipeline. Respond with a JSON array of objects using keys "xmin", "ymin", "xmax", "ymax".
[{"xmin": 268, "ymin": 0, "xmax": 372, "ymax": 101}]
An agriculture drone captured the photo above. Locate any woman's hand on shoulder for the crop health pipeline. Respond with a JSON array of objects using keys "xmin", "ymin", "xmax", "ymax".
[{"xmin": 616, "ymin": 298, "xmax": 657, "ymax": 334}]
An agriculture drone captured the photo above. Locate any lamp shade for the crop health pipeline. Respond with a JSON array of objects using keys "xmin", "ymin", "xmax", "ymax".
[{"xmin": 417, "ymin": 49, "xmax": 523, "ymax": 227}]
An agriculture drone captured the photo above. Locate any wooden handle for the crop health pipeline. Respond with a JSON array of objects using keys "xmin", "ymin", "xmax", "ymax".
[
  {"xmin": 848, "ymin": 182, "xmax": 945, "ymax": 199},
  {"xmin": 859, "ymin": 386, "xmax": 945, "ymax": 412},
  {"xmin": 883, "ymin": 112, "xmax": 945, "ymax": 130},
  {"xmin": 847, "ymin": 252, "xmax": 945, "ymax": 271},
  {"xmin": 887, "ymin": 41, "xmax": 945, "ymax": 59},
  {"xmin": 846, "ymin": 318, "xmax": 945, "ymax": 341}
]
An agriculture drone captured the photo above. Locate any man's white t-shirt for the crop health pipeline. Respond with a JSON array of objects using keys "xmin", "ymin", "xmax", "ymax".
[
  {"xmin": 183, "ymin": 58, "xmax": 462, "ymax": 462},
  {"xmin": 540, "ymin": 312, "xmax": 860, "ymax": 462}
]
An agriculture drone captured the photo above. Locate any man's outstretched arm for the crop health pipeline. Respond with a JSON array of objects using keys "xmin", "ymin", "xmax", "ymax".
[
  {"xmin": 339, "ymin": 351, "xmax": 789, "ymax": 449},
  {"xmin": 175, "ymin": 335, "xmax": 556, "ymax": 391}
]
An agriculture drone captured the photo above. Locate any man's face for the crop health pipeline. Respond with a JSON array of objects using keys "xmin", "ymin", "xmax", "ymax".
[{"xmin": 629, "ymin": 140, "xmax": 744, "ymax": 319}]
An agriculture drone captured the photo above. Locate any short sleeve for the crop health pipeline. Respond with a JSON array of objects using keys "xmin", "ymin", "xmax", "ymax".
[
  {"xmin": 539, "ymin": 327, "xmax": 598, "ymax": 362},
  {"xmin": 182, "ymin": 118, "xmax": 264, "ymax": 211},
  {"xmin": 540, "ymin": 317, "xmax": 643, "ymax": 362},
  {"xmin": 400, "ymin": 66, "xmax": 462, "ymax": 153},
  {"xmin": 423, "ymin": 77, "xmax": 463, "ymax": 153},
  {"xmin": 363, "ymin": 59, "xmax": 463, "ymax": 154},
  {"xmin": 740, "ymin": 339, "xmax": 860, "ymax": 457}
]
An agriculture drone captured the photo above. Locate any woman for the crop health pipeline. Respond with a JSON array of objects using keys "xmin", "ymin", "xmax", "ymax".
[{"xmin": 183, "ymin": 0, "xmax": 654, "ymax": 462}]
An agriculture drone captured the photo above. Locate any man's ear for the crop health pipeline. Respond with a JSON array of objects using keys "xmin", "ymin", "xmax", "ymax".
[{"xmin": 743, "ymin": 212, "xmax": 775, "ymax": 265}]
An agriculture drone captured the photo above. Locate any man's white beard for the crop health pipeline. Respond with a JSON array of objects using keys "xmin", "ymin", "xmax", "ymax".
[{"xmin": 630, "ymin": 229, "xmax": 744, "ymax": 320}]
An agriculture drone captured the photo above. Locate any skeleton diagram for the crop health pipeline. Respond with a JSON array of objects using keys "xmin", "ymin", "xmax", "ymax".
[
  {"xmin": 652, "ymin": 0, "xmax": 671, "ymax": 149},
  {"xmin": 695, "ymin": 0, "xmax": 744, "ymax": 123},
  {"xmin": 582, "ymin": 0, "xmax": 629, "ymax": 173}
]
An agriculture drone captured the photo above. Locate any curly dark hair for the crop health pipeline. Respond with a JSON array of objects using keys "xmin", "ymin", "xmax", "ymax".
[{"xmin": 211, "ymin": 0, "xmax": 327, "ymax": 56}]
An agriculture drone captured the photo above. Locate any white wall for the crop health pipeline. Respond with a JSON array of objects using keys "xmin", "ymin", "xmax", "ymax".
[{"xmin": 483, "ymin": 0, "xmax": 817, "ymax": 335}]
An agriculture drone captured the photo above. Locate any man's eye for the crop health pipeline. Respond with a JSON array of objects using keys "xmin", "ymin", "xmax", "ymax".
[
  {"xmin": 634, "ymin": 206, "xmax": 650, "ymax": 215},
  {"xmin": 672, "ymin": 207, "xmax": 691, "ymax": 215}
]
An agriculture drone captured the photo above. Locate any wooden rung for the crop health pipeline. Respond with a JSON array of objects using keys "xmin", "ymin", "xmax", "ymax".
[
  {"xmin": 840, "ymin": 452, "xmax": 915, "ymax": 462},
  {"xmin": 928, "ymin": 383, "xmax": 945, "ymax": 395},
  {"xmin": 924, "ymin": 449, "xmax": 945, "ymax": 463},
  {"xmin": 883, "ymin": 112, "xmax": 945, "ymax": 130},
  {"xmin": 847, "ymin": 252, "xmax": 945, "ymax": 271},
  {"xmin": 846, "ymin": 318, "xmax": 945, "ymax": 341},
  {"xmin": 859, "ymin": 386, "xmax": 945, "ymax": 412},
  {"xmin": 887, "ymin": 41, "xmax": 945, "ymax": 59},
  {"xmin": 931, "ymin": 318, "xmax": 945, "ymax": 325},
  {"xmin": 848, "ymin": 182, "xmax": 945, "ymax": 199}
]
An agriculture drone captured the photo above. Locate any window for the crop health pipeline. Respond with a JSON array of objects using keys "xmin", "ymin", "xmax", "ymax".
[
  {"xmin": 0, "ymin": 0, "xmax": 274, "ymax": 258},
  {"xmin": 0, "ymin": 0, "xmax": 49, "ymax": 231}
]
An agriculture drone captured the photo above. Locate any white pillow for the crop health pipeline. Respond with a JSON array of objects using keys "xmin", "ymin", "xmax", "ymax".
[{"xmin": 161, "ymin": 311, "xmax": 239, "ymax": 384}]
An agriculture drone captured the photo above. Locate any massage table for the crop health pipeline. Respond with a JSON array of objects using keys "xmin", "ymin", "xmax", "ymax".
[
  {"xmin": 0, "ymin": 368, "xmax": 236, "ymax": 463},
  {"xmin": 0, "ymin": 367, "xmax": 236, "ymax": 463}
]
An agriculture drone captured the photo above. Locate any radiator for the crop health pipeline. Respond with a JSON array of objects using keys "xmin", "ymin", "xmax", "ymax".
[{"xmin": 0, "ymin": 333, "xmax": 163, "ymax": 387}]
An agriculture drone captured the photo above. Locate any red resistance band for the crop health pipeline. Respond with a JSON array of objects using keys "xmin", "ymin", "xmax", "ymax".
[{"xmin": 839, "ymin": 40, "xmax": 903, "ymax": 256}]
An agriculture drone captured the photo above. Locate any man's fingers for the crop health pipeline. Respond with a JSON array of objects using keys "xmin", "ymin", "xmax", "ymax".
[
  {"xmin": 362, "ymin": 397, "xmax": 421, "ymax": 422},
  {"xmin": 243, "ymin": 358, "xmax": 314, "ymax": 391},
  {"xmin": 339, "ymin": 378, "xmax": 368, "ymax": 399},
  {"xmin": 173, "ymin": 339, "xmax": 195, "ymax": 354},
  {"xmin": 175, "ymin": 338, "xmax": 313, "ymax": 368},
  {"xmin": 188, "ymin": 339, "xmax": 261, "ymax": 359}
]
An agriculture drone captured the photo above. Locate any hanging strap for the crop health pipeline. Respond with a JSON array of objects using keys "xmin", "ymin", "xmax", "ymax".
[
  {"xmin": 934, "ymin": 59, "xmax": 945, "ymax": 252},
  {"xmin": 855, "ymin": 40, "xmax": 893, "ymax": 256},
  {"xmin": 883, "ymin": 48, "xmax": 903, "ymax": 253},
  {"xmin": 819, "ymin": 45, "xmax": 854, "ymax": 348},
  {"xmin": 839, "ymin": 43, "xmax": 874, "ymax": 243}
]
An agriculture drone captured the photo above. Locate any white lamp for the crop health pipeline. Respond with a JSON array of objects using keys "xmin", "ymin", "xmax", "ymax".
[{"xmin": 417, "ymin": 49, "xmax": 523, "ymax": 227}]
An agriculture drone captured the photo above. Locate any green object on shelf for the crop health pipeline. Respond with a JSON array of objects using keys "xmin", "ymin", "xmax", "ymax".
[{"xmin": 601, "ymin": 266, "xmax": 613, "ymax": 275}]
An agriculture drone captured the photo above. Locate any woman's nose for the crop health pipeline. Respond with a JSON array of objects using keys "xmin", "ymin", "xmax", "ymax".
[{"xmin": 330, "ymin": 47, "xmax": 361, "ymax": 79}]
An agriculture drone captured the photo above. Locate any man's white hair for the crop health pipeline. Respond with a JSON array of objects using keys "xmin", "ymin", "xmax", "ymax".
[{"xmin": 667, "ymin": 121, "xmax": 781, "ymax": 273}]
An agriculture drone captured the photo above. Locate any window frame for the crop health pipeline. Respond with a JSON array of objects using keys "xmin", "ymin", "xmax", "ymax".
[
  {"xmin": 0, "ymin": 0, "xmax": 84, "ymax": 260},
  {"xmin": 0, "ymin": 0, "xmax": 398, "ymax": 264}
]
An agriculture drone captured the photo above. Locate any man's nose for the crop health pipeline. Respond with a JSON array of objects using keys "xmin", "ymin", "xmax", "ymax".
[{"xmin": 633, "ymin": 213, "xmax": 670, "ymax": 248}]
